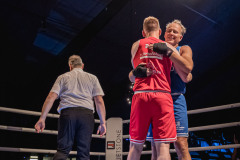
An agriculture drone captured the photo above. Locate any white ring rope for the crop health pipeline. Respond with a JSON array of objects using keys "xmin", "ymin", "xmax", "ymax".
[
  {"xmin": 1, "ymin": 144, "xmax": 240, "ymax": 156},
  {"xmin": 186, "ymin": 144, "xmax": 240, "ymax": 152},
  {"xmin": 1, "ymin": 103, "xmax": 240, "ymax": 157},
  {"xmin": 0, "ymin": 125, "xmax": 105, "ymax": 138},
  {"xmin": 2, "ymin": 121, "xmax": 238, "ymax": 139},
  {"xmin": 0, "ymin": 106, "xmax": 101, "ymax": 123},
  {"xmin": 122, "ymin": 121, "xmax": 240, "ymax": 139},
  {"xmin": 3, "ymin": 121, "xmax": 238, "ymax": 140},
  {"xmin": 187, "ymin": 102, "xmax": 240, "ymax": 115},
  {"xmin": 121, "ymin": 144, "xmax": 240, "ymax": 155},
  {"xmin": 0, "ymin": 106, "xmax": 58, "ymax": 118},
  {"xmin": 0, "ymin": 147, "xmax": 105, "ymax": 156},
  {"xmin": 122, "ymin": 102, "xmax": 240, "ymax": 124},
  {"xmin": 1, "ymin": 102, "xmax": 240, "ymax": 124},
  {"xmin": 1, "ymin": 144, "xmax": 239, "ymax": 156},
  {"xmin": 0, "ymin": 106, "xmax": 104, "ymax": 156},
  {"xmin": 189, "ymin": 121, "xmax": 240, "ymax": 132}
]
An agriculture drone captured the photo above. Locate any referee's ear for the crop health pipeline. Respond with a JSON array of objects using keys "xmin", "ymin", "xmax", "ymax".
[
  {"xmin": 81, "ymin": 63, "xmax": 84, "ymax": 70},
  {"xmin": 69, "ymin": 64, "xmax": 73, "ymax": 71}
]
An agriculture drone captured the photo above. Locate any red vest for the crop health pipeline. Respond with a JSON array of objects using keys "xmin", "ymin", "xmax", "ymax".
[{"xmin": 132, "ymin": 37, "xmax": 172, "ymax": 92}]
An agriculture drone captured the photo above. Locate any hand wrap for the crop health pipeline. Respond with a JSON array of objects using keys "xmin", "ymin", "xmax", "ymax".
[
  {"xmin": 132, "ymin": 64, "xmax": 148, "ymax": 77},
  {"xmin": 153, "ymin": 43, "xmax": 173, "ymax": 57}
]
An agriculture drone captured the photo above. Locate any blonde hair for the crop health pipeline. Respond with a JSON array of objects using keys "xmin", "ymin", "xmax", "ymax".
[
  {"xmin": 68, "ymin": 55, "xmax": 83, "ymax": 68},
  {"xmin": 143, "ymin": 16, "xmax": 160, "ymax": 32},
  {"xmin": 166, "ymin": 19, "xmax": 186, "ymax": 36}
]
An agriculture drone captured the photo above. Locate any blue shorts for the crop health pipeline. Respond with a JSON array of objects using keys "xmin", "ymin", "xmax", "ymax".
[{"xmin": 146, "ymin": 94, "xmax": 188, "ymax": 141}]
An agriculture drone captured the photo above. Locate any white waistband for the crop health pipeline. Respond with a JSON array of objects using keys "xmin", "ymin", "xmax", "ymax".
[
  {"xmin": 171, "ymin": 93, "xmax": 183, "ymax": 96},
  {"xmin": 134, "ymin": 90, "xmax": 170, "ymax": 94}
]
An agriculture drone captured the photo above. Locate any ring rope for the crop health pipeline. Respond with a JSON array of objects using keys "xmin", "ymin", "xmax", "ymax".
[
  {"xmin": 0, "ymin": 125, "xmax": 105, "ymax": 138},
  {"xmin": 3, "ymin": 121, "xmax": 240, "ymax": 141},
  {"xmin": 1, "ymin": 102, "xmax": 240, "ymax": 124},
  {"xmin": 187, "ymin": 102, "xmax": 240, "ymax": 115},
  {"xmin": 189, "ymin": 121, "xmax": 240, "ymax": 132},
  {"xmin": 1, "ymin": 106, "xmax": 239, "ymax": 139},
  {"xmin": 0, "ymin": 106, "xmax": 100, "ymax": 123},
  {"xmin": 0, "ymin": 147, "xmax": 105, "ymax": 156},
  {"xmin": 1, "ymin": 144, "xmax": 240, "ymax": 156},
  {"xmin": 122, "ymin": 121, "xmax": 240, "ymax": 139},
  {"xmin": 0, "ymin": 106, "xmax": 58, "ymax": 118},
  {"xmin": 3, "ymin": 121, "xmax": 239, "ymax": 139},
  {"xmin": 0, "ymin": 136, "xmax": 239, "ymax": 156},
  {"xmin": 1, "ymin": 103, "xmax": 240, "ymax": 157},
  {"xmin": 121, "ymin": 144, "xmax": 240, "ymax": 155},
  {"xmin": 122, "ymin": 102, "xmax": 240, "ymax": 124}
]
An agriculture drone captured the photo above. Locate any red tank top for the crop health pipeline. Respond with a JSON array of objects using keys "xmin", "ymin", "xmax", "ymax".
[{"xmin": 132, "ymin": 37, "xmax": 172, "ymax": 92}]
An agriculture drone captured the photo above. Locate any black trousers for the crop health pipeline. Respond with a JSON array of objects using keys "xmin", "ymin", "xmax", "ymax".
[{"xmin": 53, "ymin": 107, "xmax": 94, "ymax": 160}]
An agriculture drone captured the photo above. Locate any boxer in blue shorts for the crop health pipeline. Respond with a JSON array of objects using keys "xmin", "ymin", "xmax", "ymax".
[
  {"xmin": 147, "ymin": 20, "xmax": 193, "ymax": 160},
  {"xmin": 172, "ymin": 94, "xmax": 189, "ymax": 137},
  {"xmin": 131, "ymin": 20, "xmax": 193, "ymax": 160},
  {"xmin": 147, "ymin": 94, "xmax": 188, "ymax": 139}
]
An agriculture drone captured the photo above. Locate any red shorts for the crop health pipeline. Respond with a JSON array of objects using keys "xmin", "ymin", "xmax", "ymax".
[{"xmin": 129, "ymin": 92, "xmax": 176, "ymax": 144}]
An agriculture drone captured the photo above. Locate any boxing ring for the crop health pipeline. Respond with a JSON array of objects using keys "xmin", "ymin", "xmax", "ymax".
[{"xmin": 0, "ymin": 103, "xmax": 240, "ymax": 159}]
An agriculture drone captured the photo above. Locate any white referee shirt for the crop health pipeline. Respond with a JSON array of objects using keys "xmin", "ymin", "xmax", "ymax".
[{"xmin": 50, "ymin": 68, "xmax": 104, "ymax": 113}]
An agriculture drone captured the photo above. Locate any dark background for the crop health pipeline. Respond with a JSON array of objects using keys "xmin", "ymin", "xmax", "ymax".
[{"xmin": 0, "ymin": 0, "xmax": 240, "ymax": 159}]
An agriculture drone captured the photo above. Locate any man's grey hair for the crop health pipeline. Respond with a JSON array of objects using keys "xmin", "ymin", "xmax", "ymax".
[
  {"xmin": 166, "ymin": 19, "xmax": 186, "ymax": 36},
  {"xmin": 68, "ymin": 55, "xmax": 83, "ymax": 68}
]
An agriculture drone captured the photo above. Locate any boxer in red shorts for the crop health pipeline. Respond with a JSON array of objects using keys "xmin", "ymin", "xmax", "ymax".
[{"xmin": 127, "ymin": 16, "xmax": 179, "ymax": 160}]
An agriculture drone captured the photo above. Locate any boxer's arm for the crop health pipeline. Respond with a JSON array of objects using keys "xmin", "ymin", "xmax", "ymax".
[
  {"xmin": 173, "ymin": 65, "xmax": 193, "ymax": 83},
  {"xmin": 148, "ymin": 43, "xmax": 193, "ymax": 83},
  {"xmin": 129, "ymin": 40, "xmax": 139, "ymax": 83},
  {"xmin": 129, "ymin": 70, "xmax": 135, "ymax": 83},
  {"xmin": 151, "ymin": 42, "xmax": 174, "ymax": 57},
  {"xmin": 150, "ymin": 43, "xmax": 193, "ymax": 74},
  {"xmin": 131, "ymin": 40, "xmax": 140, "ymax": 60},
  {"xmin": 166, "ymin": 43, "xmax": 193, "ymax": 83},
  {"xmin": 129, "ymin": 63, "xmax": 153, "ymax": 82},
  {"xmin": 168, "ymin": 45, "xmax": 193, "ymax": 74}
]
